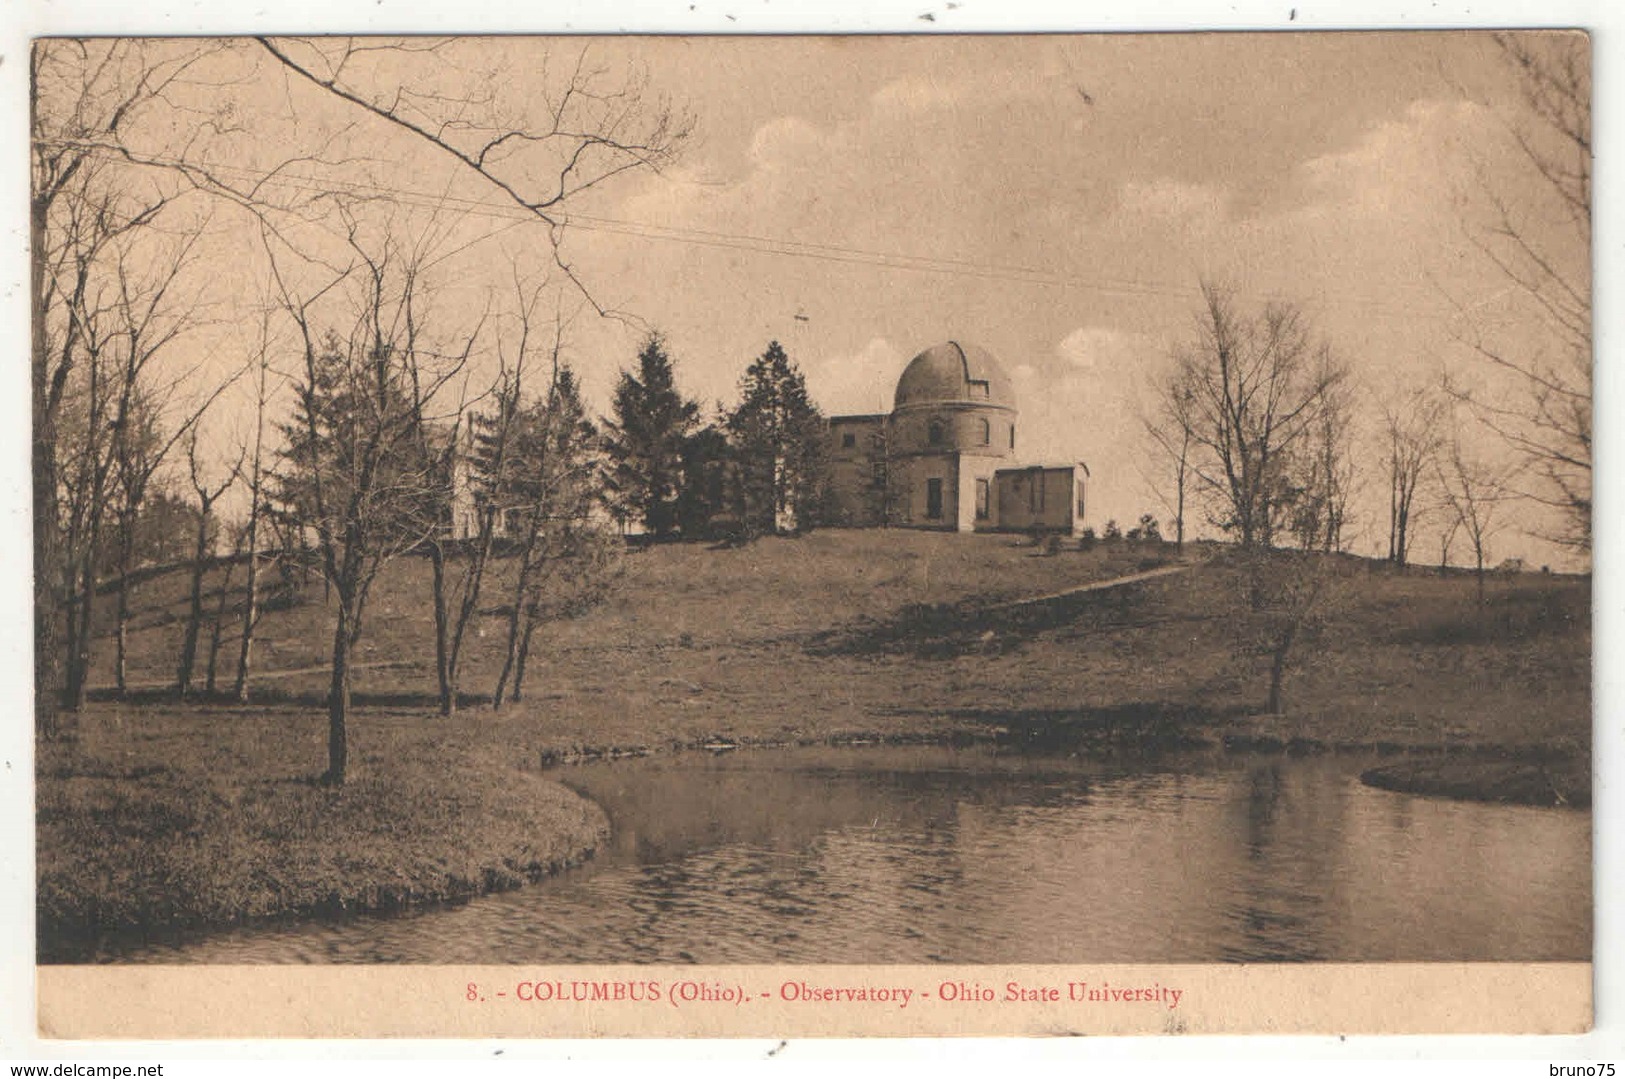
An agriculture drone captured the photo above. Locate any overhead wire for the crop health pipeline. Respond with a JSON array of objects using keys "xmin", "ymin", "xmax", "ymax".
[{"xmin": 38, "ymin": 136, "xmax": 1479, "ymax": 324}]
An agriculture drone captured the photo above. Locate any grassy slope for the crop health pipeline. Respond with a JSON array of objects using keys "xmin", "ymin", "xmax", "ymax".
[{"xmin": 44, "ymin": 530, "xmax": 1590, "ymax": 946}]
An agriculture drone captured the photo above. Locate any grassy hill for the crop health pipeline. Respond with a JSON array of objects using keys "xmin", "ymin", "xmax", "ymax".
[{"xmin": 41, "ymin": 528, "xmax": 1590, "ymax": 953}]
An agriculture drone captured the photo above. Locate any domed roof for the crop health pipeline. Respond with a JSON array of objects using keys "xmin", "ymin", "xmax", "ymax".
[{"xmin": 894, "ymin": 341, "xmax": 1015, "ymax": 411}]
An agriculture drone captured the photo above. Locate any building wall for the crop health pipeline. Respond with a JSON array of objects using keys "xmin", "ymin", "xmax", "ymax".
[
  {"xmin": 887, "ymin": 453, "xmax": 960, "ymax": 530},
  {"xmin": 996, "ymin": 465, "xmax": 1087, "ymax": 534},
  {"xmin": 889, "ymin": 403, "xmax": 1016, "ymax": 460},
  {"xmin": 828, "ymin": 415, "xmax": 888, "ymax": 527},
  {"xmin": 960, "ymin": 455, "xmax": 1003, "ymax": 532}
]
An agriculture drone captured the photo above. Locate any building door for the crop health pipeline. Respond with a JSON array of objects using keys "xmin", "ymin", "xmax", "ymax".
[{"xmin": 926, "ymin": 478, "xmax": 943, "ymax": 520}]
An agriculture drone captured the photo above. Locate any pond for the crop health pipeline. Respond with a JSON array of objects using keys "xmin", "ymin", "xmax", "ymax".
[{"xmin": 99, "ymin": 744, "xmax": 1590, "ymax": 964}]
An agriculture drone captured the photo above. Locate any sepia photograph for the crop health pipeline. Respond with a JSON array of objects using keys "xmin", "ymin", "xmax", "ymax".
[{"xmin": 26, "ymin": 28, "xmax": 1594, "ymax": 1037}]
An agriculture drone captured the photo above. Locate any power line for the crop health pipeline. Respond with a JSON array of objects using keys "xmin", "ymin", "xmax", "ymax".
[{"xmin": 40, "ymin": 137, "xmax": 1477, "ymax": 323}]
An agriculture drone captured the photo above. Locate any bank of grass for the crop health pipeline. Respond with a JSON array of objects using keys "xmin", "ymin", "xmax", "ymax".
[
  {"xmin": 42, "ymin": 530, "xmax": 1590, "ymax": 951},
  {"xmin": 37, "ymin": 705, "xmax": 607, "ymax": 960}
]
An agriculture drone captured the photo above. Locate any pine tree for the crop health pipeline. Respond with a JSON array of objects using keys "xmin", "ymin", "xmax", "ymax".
[
  {"xmin": 601, "ymin": 335, "xmax": 699, "ymax": 539},
  {"xmin": 677, "ymin": 422, "xmax": 731, "ymax": 539},
  {"xmin": 725, "ymin": 341, "xmax": 830, "ymax": 536}
]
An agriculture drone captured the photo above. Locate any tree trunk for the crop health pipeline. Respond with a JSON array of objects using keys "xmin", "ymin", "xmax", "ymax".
[
  {"xmin": 513, "ymin": 615, "xmax": 538, "ymax": 704},
  {"xmin": 33, "ymin": 190, "xmax": 63, "ymax": 736},
  {"xmin": 1174, "ymin": 471, "xmax": 1186, "ymax": 555},
  {"xmin": 325, "ymin": 602, "xmax": 351, "ymax": 785},
  {"xmin": 1268, "ymin": 642, "xmax": 1288, "ymax": 715},
  {"xmin": 446, "ymin": 516, "xmax": 498, "ymax": 717},
  {"xmin": 1268, "ymin": 621, "xmax": 1299, "ymax": 715},
  {"xmin": 430, "ymin": 541, "xmax": 453, "ymax": 716},
  {"xmin": 234, "ymin": 507, "xmax": 260, "ymax": 703},
  {"xmin": 492, "ymin": 547, "xmax": 536, "ymax": 710},
  {"xmin": 205, "ymin": 554, "xmax": 237, "ymax": 694},
  {"xmin": 114, "ymin": 529, "xmax": 134, "ymax": 698},
  {"xmin": 177, "ymin": 516, "xmax": 211, "ymax": 697},
  {"xmin": 66, "ymin": 558, "xmax": 96, "ymax": 711}
]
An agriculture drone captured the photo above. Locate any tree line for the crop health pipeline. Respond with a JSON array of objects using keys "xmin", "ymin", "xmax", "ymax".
[
  {"xmin": 604, "ymin": 336, "xmax": 831, "ymax": 544},
  {"xmin": 1141, "ymin": 33, "xmax": 1589, "ymax": 595},
  {"xmin": 30, "ymin": 36, "xmax": 693, "ymax": 785}
]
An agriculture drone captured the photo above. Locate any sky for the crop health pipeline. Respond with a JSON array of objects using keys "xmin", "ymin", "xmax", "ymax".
[
  {"xmin": 29, "ymin": 30, "xmax": 1593, "ymax": 567},
  {"xmin": 530, "ymin": 33, "xmax": 1586, "ymax": 565}
]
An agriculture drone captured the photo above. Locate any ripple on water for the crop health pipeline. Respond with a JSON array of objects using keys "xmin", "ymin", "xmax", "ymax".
[{"xmin": 93, "ymin": 745, "xmax": 1591, "ymax": 965}]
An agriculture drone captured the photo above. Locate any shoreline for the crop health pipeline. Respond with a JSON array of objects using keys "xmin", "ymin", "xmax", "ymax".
[{"xmin": 38, "ymin": 707, "xmax": 1589, "ymax": 961}]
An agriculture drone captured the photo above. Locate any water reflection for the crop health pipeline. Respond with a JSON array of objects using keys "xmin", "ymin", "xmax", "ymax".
[{"xmin": 102, "ymin": 745, "xmax": 1590, "ymax": 964}]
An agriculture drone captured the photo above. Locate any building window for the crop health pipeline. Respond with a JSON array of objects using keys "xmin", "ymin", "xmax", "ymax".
[
  {"xmin": 1009, "ymin": 425, "xmax": 1016, "ymax": 450},
  {"xmin": 928, "ymin": 420, "xmax": 944, "ymax": 446},
  {"xmin": 841, "ymin": 432, "xmax": 856, "ymax": 449},
  {"xmin": 969, "ymin": 379, "xmax": 990, "ymax": 398},
  {"xmin": 978, "ymin": 417, "xmax": 990, "ymax": 445},
  {"xmin": 975, "ymin": 478, "xmax": 989, "ymax": 520},
  {"xmin": 926, "ymin": 478, "xmax": 944, "ymax": 519},
  {"xmin": 1076, "ymin": 480, "xmax": 1086, "ymax": 519}
]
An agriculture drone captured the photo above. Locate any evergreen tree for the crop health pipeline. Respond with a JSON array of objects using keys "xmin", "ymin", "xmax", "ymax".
[
  {"xmin": 677, "ymin": 421, "xmax": 732, "ymax": 540},
  {"xmin": 601, "ymin": 335, "xmax": 699, "ymax": 539},
  {"xmin": 725, "ymin": 340, "xmax": 830, "ymax": 536}
]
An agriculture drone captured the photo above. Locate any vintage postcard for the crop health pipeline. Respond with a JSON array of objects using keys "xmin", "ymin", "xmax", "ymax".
[{"xmin": 27, "ymin": 30, "xmax": 1592, "ymax": 1039}]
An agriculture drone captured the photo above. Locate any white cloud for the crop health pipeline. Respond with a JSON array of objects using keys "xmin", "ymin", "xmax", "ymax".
[
  {"xmin": 869, "ymin": 74, "xmax": 961, "ymax": 116},
  {"xmin": 1295, "ymin": 99, "xmax": 1489, "ymax": 220},
  {"xmin": 806, "ymin": 337, "xmax": 905, "ymax": 417},
  {"xmin": 1055, "ymin": 326, "xmax": 1152, "ymax": 374},
  {"xmin": 1117, "ymin": 177, "xmax": 1229, "ymax": 222}
]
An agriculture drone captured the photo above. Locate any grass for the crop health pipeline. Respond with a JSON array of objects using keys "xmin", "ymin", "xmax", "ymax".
[
  {"xmin": 42, "ymin": 529, "xmax": 1591, "ymax": 950},
  {"xmin": 37, "ymin": 706, "xmax": 607, "ymax": 960}
]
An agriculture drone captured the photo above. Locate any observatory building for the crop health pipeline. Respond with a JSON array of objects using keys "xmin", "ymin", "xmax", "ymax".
[{"xmin": 827, "ymin": 340, "xmax": 1089, "ymax": 534}]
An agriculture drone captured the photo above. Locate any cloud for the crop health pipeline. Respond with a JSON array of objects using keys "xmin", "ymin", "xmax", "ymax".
[
  {"xmin": 1294, "ymin": 99, "xmax": 1490, "ymax": 220},
  {"xmin": 869, "ymin": 74, "xmax": 961, "ymax": 116},
  {"xmin": 806, "ymin": 337, "xmax": 906, "ymax": 416},
  {"xmin": 1117, "ymin": 177, "xmax": 1230, "ymax": 222},
  {"xmin": 1055, "ymin": 326, "xmax": 1154, "ymax": 374}
]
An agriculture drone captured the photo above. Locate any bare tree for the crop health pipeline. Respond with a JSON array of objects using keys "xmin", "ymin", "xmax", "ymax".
[
  {"xmin": 1382, "ymin": 389, "xmax": 1445, "ymax": 567},
  {"xmin": 492, "ymin": 363, "xmax": 616, "ymax": 710},
  {"xmin": 1235, "ymin": 549, "xmax": 1342, "ymax": 717},
  {"xmin": 233, "ymin": 318, "xmax": 280, "ymax": 703},
  {"xmin": 1140, "ymin": 370, "xmax": 1194, "ymax": 554},
  {"xmin": 34, "ymin": 38, "xmax": 688, "ymax": 732},
  {"xmin": 1450, "ymin": 33, "xmax": 1591, "ymax": 553},
  {"xmin": 1161, "ymin": 283, "xmax": 1350, "ymax": 558},
  {"xmin": 32, "ymin": 40, "xmax": 252, "ymax": 728},
  {"xmin": 177, "ymin": 433, "xmax": 240, "ymax": 698},
  {"xmin": 1286, "ymin": 373, "xmax": 1358, "ymax": 554},
  {"xmin": 1436, "ymin": 436, "xmax": 1519, "ymax": 604},
  {"xmin": 269, "ymin": 232, "xmax": 453, "ymax": 785},
  {"xmin": 254, "ymin": 37, "xmax": 690, "ymax": 313},
  {"xmin": 423, "ymin": 276, "xmax": 559, "ymax": 716},
  {"xmin": 203, "ymin": 525, "xmax": 244, "ymax": 696},
  {"xmin": 51, "ymin": 199, "xmax": 222, "ymax": 710}
]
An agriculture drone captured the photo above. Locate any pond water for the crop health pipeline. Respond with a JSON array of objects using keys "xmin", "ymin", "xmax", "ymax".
[{"xmin": 99, "ymin": 745, "xmax": 1590, "ymax": 964}]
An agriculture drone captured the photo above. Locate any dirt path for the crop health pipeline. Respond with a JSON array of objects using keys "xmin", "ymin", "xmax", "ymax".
[
  {"xmin": 95, "ymin": 659, "xmax": 414, "ymax": 695},
  {"xmin": 983, "ymin": 560, "xmax": 1199, "ymax": 611}
]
